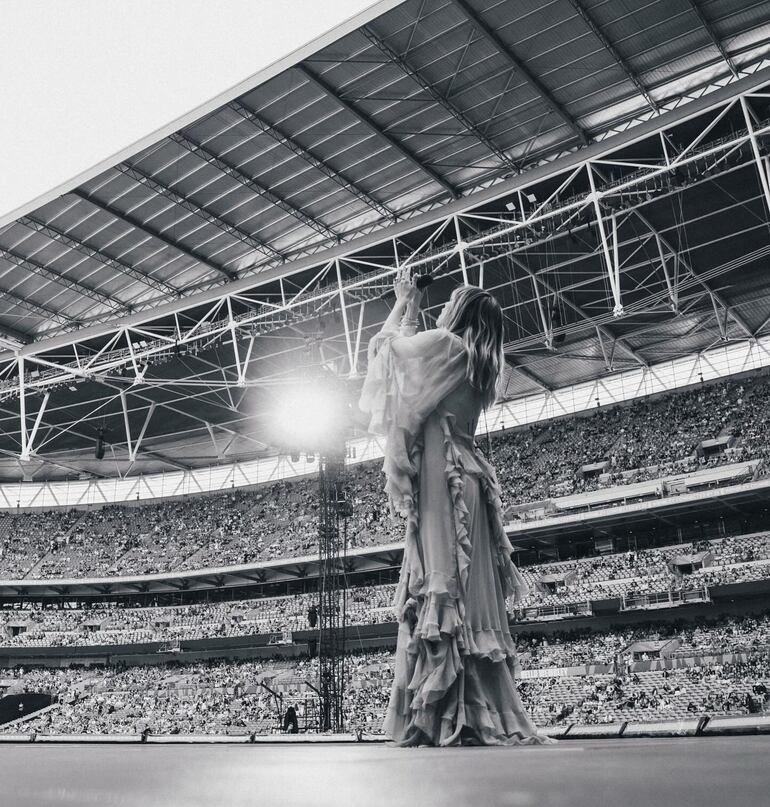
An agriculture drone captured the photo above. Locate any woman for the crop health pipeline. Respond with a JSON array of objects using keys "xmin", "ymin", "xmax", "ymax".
[{"xmin": 359, "ymin": 271, "xmax": 552, "ymax": 747}]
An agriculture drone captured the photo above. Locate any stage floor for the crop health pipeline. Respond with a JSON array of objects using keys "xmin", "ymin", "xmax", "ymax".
[{"xmin": 1, "ymin": 736, "xmax": 768, "ymax": 807}]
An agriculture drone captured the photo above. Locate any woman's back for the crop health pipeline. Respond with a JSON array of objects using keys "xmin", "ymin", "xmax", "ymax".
[{"xmin": 436, "ymin": 377, "xmax": 483, "ymax": 441}]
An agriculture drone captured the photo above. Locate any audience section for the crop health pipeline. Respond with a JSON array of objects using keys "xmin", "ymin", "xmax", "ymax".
[
  {"xmin": 1, "ymin": 374, "xmax": 769, "ymax": 580},
  {"xmin": 3, "ymin": 612, "xmax": 769, "ymax": 735}
]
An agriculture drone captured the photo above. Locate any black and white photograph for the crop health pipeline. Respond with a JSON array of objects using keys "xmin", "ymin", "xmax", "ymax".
[{"xmin": 1, "ymin": 0, "xmax": 770, "ymax": 803}]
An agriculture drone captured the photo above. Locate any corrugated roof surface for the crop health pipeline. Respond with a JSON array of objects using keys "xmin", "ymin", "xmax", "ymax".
[{"xmin": 4, "ymin": 0, "xmax": 770, "ymax": 340}]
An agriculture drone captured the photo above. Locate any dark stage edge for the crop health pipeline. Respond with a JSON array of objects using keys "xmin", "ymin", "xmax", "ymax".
[
  {"xmin": 3, "ymin": 713, "xmax": 770, "ymax": 743},
  {"xmin": 1, "ymin": 737, "xmax": 769, "ymax": 807}
]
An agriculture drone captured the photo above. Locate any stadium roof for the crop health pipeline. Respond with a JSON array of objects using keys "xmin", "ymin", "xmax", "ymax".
[{"xmin": 2, "ymin": 0, "xmax": 770, "ymax": 481}]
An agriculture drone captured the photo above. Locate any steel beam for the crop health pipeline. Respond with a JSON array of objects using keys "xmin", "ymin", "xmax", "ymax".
[
  {"xmin": 363, "ymin": 25, "xmax": 519, "ymax": 171},
  {"xmin": 129, "ymin": 402, "xmax": 156, "ymax": 463},
  {"xmin": 507, "ymin": 252, "xmax": 648, "ymax": 367},
  {"xmin": 450, "ymin": 0, "xmax": 589, "ymax": 147},
  {"xmin": 18, "ymin": 214, "xmax": 180, "ymax": 298},
  {"xmin": 739, "ymin": 95, "xmax": 770, "ymax": 215},
  {"xmin": 589, "ymin": 162, "xmax": 754, "ymax": 343},
  {"xmin": 0, "ymin": 323, "xmax": 28, "ymax": 346},
  {"xmin": 628, "ymin": 208, "xmax": 753, "ymax": 339},
  {"xmin": 70, "ymin": 189, "xmax": 238, "ymax": 283},
  {"xmin": 296, "ymin": 64, "xmax": 459, "ymax": 199},
  {"xmin": 20, "ymin": 391, "xmax": 50, "ymax": 461},
  {"xmin": 168, "ymin": 131, "xmax": 336, "ymax": 243},
  {"xmin": 227, "ymin": 100, "xmax": 397, "ymax": 222},
  {"xmin": 753, "ymin": 308, "xmax": 770, "ymax": 337},
  {"xmin": 504, "ymin": 356, "xmax": 553, "ymax": 392},
  {"xmin": 587, "ymin": 164, "xmax": 624, "ymax": 317},
  {"xmin": 686, "ymin": 0, "xmax": 740, "ymax": 79},
  {"xmin": 0, "ymin": 283, "xmax": 74, "ymax": 328},
  {"xmin": 566, "ymin": 0, "xmax": 659, "ymax": 114},
  {"xmin": 116, "ymin": 163, "xmax": 277, "ymax": 270},
  {"xmin": 0, "ymin": 243, "xmax": 126, "ymax": 313},
  {"xmin": 7, "ymin": 69, "xmax": 770, "ymax": 363}
]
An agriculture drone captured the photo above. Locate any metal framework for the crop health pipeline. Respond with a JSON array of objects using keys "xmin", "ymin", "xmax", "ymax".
[
  {"xmin": 451, "ymin": 0, "xmax": 589, "ymax": 146},
  {"xmin": 17, "ymin": 214, "xmax": 181, "ymax": 297},
  {"xmin": 167, "ymin": 129, "xmax": 336, "ymax": 245},
  {"xmin": 2, "ymin": 80, "xmax": 769, "ymax": 365},
  {"xmin": 0, "ymin": 78, "xmax": 769, "ymax": 477},
  {"xmin": 317, "ymin": 452, "xmax": 348, "ymax": 733},
  {"xmin": 69, "ymin": 189, "xmax": 238, "ymax": 283},
  {"xmin": 1, "ymin": 331, "xmax": 769, "ymax": 509},
  {"xmin": 0, "ymin": 1, "xmax": 770, "ymax": 483},
  {"xmin": 687, "ymin": 0, "xmax": 741, "ymax": 79},
  {"xmin": 3, "ymin": 1, "xmax": 769, "ymax": 331},
  {"xmin": 295, "ymin": 64, "xmax": 458, "ymax": 199},
  {"xmin": 565, "ymin": 0, "xmax": 659, "ymax": 115},
  {"xmin": 223, "ymin": 100, "xmax": 397, "ymax": 222},
  {"xmin": 362, "ymin": 22, "xmax": 521, "ymax": 171}
]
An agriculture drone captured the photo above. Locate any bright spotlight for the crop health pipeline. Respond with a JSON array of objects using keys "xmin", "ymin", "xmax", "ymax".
[{"xmin": 271, "ymin": 384, "xmax": 343, "ymax": 450}]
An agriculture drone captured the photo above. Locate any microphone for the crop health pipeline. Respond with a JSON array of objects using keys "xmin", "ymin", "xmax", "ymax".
[{"xmin": 379, "ymin": 272, "xmax": 434, "ymax": 299}]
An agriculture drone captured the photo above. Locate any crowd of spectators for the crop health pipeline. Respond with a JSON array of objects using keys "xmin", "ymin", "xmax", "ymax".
[
  {"xmin": 515, "ymin": 532, "xmax": 770, "ymax": 609},
  {"xmin": 0, "ymin": 374, "xmax": 769, "ymax": 580},
  {"xmin": 2, "ymin": 651, "xmax": 394, "ymax": 735},
  {"xmin": 491, "ymin": 374, "xmax": 770, "ymax": 505},
  {"xmin": 2, "ymin": 612, "xmax": 769, "ymax": 735},
  {"xmin": 0, "ymin": 585, "xmax": 398, "ymax": 648},
  {"xmin": 521, "ymin": 658, "xmax": 770, "ymax": 726},
  {"xmin": 516, "ymin": 612, "xmax": 770, "ymax": 669},
  {"xmin": 3, "ymin": 531, "xmax": 770, "ymax": 648}
]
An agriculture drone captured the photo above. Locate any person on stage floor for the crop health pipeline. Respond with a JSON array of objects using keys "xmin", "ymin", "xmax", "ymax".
[
  {"xmin": 283, "ymin": 705, "xmax": 299, "ymax": 734},
  {"xmin": 359, "ymin": 272, "xmax": 554, "ymax": 747}
]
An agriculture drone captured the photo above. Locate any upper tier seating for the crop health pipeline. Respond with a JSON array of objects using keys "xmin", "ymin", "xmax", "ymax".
[{"xmin": 1, "ymin": 373, "xmax": 770, "ymax": 579}]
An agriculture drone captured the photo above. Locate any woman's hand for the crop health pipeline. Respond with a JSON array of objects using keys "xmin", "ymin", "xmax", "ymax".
[{"xmin": 393, "ymin": 267, "xmax": 423, "ymax": 307}]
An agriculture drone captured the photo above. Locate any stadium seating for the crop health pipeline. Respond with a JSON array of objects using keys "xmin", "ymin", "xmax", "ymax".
[
  {"xmin": 2, "ymin": 374, "xmax": 770, "ymax": 737},
  {"xmin": 3, "ymin": 614, "xmax": 769, "ymax": 735},
  {"xmin": 1, "ymin": 373, "xmax": 770, "ymax": 580},
  {"xmin": 3, "ymin": 532, "xmax": 770, "ymax": 647}
]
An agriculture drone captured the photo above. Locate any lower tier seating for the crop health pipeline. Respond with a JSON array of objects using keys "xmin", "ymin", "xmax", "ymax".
[{"xmin": 2, "ymin": 614, "xmax": 768, "ymax": 735}]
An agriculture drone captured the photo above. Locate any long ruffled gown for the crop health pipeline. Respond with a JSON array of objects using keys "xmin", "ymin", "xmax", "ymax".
[{"xmin": 359, "ymin": 325, "xmax": 553, "ymax": 747}]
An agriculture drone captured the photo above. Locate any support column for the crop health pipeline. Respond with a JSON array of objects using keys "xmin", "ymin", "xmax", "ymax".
[
  {"xmin": 317, "ymin": 448, "xmax": 348, "ymax": 733},
  {"xmin": 18, "ymin": 358, "xmax": 27, "ymax": 461},
  {"xmin": 335, "ymin": 259, "xmax": 355, "ymax": 375},
  {"xmin": 454, "ymin": 216, "xmax": 469, "ymax": 285},
  {"xmin": 740, "ymin": 96, "xmax": 770, "ymax": 216},
  {"xmin": 587, "ymin": 164, "xmax": 624, "ymax": 317}
]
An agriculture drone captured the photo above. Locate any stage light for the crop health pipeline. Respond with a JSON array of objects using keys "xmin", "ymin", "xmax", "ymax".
[
  {"xmin": 95, "ymin": 429, "xmax": 105, "ymax": 460},
  {"xmin": 270, "ymin": 385, "xmax": 343, "ymax": 450}
]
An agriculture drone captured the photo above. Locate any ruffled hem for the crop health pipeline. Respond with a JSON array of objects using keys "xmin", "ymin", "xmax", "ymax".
[{"xmin": 384, "ymin": 656, "xmax": 555, "ymax": 747}]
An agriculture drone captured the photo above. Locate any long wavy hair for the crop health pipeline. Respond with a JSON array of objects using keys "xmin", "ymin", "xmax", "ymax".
[{"xmin": 437, "ymin": 285, "xmax": 504, "ymax": 408}]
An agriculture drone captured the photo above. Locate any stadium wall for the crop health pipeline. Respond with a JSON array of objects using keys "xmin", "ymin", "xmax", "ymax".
[{"xmin": 0, "ymin": 624, "xmax": 399, "ymax": 668}]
